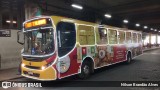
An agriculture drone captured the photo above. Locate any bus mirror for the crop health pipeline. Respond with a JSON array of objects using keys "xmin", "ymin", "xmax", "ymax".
[{"xmin": 17, "ymin": 31, "xmax": 24, "ymax": 45}]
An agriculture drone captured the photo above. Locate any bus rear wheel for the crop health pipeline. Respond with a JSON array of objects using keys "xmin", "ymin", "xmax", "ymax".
[{"xmin": 78, "ymin": 61, "xmax": 91, "ymax": 79}]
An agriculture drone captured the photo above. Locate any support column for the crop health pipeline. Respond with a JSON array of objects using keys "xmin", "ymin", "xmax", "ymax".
[
  {"xmin": 17, "ymin": 0, "xmax": 25, "ymax": 29},
  {"xmin": 156, "ymin": 34, "xmax": 158, "ymax": 46},
  {"xmin": 0, "ymin": 1, "xmax": 2, "ymax": 29},
  {"xmin": 24, "ymin": 0, "xmax": 42, "ymax": 20},
  {"xmin": 149, "ymin": 33, "xmax": 151, "ymax": 48},
  {"xmin": 9, "ymin": 0, "xmax": 13, "ymax": 29},
  {"xmin": 0, "ymin": 12, "xmax": 2, "ymax": 29}
]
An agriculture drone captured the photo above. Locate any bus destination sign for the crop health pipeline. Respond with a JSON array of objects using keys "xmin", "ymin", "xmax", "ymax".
[{"xmin": 24, "ymin": 19, "xmax": 47, "ymax": 29}]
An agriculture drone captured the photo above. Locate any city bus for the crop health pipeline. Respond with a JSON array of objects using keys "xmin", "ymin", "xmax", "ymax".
[{"xmin": 17, "ymin": 16, "xmax": 143, "ymax": 80}]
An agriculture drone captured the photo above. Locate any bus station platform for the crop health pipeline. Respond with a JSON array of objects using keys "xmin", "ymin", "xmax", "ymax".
[
  {"xmin": 0, "ymin": 68, "xmax": 21, "ymax": 81},
  {"xmin": 143, "ymin": 47, "xmax": 160, "ymax": 51}
]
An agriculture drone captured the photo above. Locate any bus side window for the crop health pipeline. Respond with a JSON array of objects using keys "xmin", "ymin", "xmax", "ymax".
[
  {"xmin": 118, "ymin": 31, "xmax": 125, "ymax": 44},
  {"xmin": 108, "ymin": 29, "xmax": 117, "ymax": 44},
  {"xmin": 126, "ymin": 32, "xmax": 132, "ymax": 43},
  {"xmin": 97, "ymin": 28, "xmax": 107, "ymax": 44},
  {"xmin": 78, "ymin": 25, "xmax": 95, "ymax": 45},
  {"xmin": 79, "ymin": 29, "xmax": 87, "ymax": 45},
  {"xmin": 133, "ymin": 33, "xmax": 137, "ymax": 43}
]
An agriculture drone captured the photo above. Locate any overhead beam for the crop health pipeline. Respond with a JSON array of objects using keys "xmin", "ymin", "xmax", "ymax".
[
  {"xmin": 112, "ymin": 5, "xmax": 160, "ymax": 14},
  {"xmin": 107, "ymin": 0, "xmax": 160, "ymax": 11}
]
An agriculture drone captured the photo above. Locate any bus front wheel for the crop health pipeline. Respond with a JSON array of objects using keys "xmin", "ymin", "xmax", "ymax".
[{"xmin": 78, "ymin": 61, "xmax": 91, "ymax": 79}]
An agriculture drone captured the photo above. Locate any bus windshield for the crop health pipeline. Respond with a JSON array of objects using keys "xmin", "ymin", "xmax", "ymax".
[{"xmin": 23, "ymin": 28, "xmax": 54, "ymax": 56}]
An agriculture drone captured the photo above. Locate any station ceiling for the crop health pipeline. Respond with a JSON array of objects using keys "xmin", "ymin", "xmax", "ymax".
[
  {"xmin": 1, "ymin": 0, "xmax": 160, "ymax": 33},
  {"xmin": 37, "ymin": 0, "xmax": 160, "ymax": 33}
]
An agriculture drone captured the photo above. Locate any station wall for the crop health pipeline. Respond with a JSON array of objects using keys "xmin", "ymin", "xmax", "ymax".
[
  {"xmin": 142, "ymin": 32, "xmax": 160, "ymax": 49},
  {"xmin": 0, "ymin": 30, "xmax": 22, "ymax": 70}
]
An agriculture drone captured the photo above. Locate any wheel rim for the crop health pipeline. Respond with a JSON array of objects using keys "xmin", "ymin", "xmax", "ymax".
[{"xmin": 83, "ymin": 65, "xmax": 89, "ymax": 74}]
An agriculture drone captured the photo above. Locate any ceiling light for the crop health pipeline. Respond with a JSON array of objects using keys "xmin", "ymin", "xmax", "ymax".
[
  {"xmin": 135, "ymin": 23, "xmax": 140, "ymax": 27},
  {"xmin": 13, "ymin": 21, "xmax": 17, "ymax": 24},
  {"xmin": 150, "ymin": 28, "xmax": 153, "ymax": 30},
  {"xmin": 155, "ymin": 29, "xmax": 157, "ymax": 31},
  {"xmin": 104, "ymin": 14, "xmax": 112, "ymax": 18},
  {"xmin": 144, "ymin": 26, "xmax": 148, "ymax": 29},
  {"xmin": 71, "ymin": 4, "xmax": 83, "ymax": 10},
  {"xmin": 123, "ymin": 19, "xmax": 129, "ymax": 23},
  {"xmin": 6, "ymin": 20, "xmax": 11, "ymax": 23}
]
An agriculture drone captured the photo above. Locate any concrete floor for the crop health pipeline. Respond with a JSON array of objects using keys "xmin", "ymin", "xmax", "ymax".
[{"xmin": 1, "ymin": 49, "xmax": 160, "ymax": 90}]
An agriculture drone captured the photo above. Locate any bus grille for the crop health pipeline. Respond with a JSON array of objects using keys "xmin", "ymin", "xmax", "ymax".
[{"xmin": 25, "ymin": 65, "xmax": 40, "ymax": 70}]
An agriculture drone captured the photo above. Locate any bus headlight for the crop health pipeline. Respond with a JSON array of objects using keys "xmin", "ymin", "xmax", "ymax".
[
  {"xmin": 41, "ymin": 58, "xmax": 57, "ymax": 70},
  {"xmin": 21, "ymin": 63, "xmax": 25, "ymax": 67},
  {"xmin": 41, "ymin": 66, "xmax": 46, "ymax": 70}
]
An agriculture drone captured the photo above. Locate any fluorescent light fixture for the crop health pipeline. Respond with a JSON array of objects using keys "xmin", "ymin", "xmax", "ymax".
[
  {"xmin": 150, "ymin": 28, "xmax": 153, "ymax": 30},
  {"xmin": 135, "ymin": 23, "xmax": 140, "ymax": 27},
  {"xmin": 123, "ymin": 19, "xmax": 129, "ymax": 23},
  {"xmin": 158, "ymin": 31, "xmax": 160, "ymax": 32},
  {"xmin": 155, "ymin": 29, "xmax": 157, "ymax": 31},
  {"xmin": 104, "ymin": 14, "xmax": 112, "ymax": 18},
  {"xmin": 13, "ymin": 21, "xmax": 17, "ymax": 24},
  {"xmin": 71, "ymin": 4, "xmax": 83, "ymax": 10},
  {"xmin": 6, "ymin": 20, "xmax": 11, "ymax": 23},
  {"xmin": 144, "ymin": 26, "xmax": 148, "ymax": 29}
]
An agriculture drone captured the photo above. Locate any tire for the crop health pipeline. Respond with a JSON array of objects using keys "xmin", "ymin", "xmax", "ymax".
[
  {"xmin": 78, "ymin": 61, "xmax": 91, "ymax": 79},
  {"xmin": 126, "ymin": 53, "xmax": 132, "ymax": 64}
]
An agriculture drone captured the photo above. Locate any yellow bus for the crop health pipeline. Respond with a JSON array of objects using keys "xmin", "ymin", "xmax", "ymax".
[{"xmin": 17, "ymin": 16, "xmax": 143, "ymax": 80}]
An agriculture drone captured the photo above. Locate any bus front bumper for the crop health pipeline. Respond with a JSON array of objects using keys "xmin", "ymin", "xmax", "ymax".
[{"xmin": 21, "ymin": 66, "xmax": 57, "ymax": 81}]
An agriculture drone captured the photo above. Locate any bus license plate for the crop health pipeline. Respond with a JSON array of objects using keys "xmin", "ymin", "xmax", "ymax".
[{"xmin": 28, "ymin": 71, "xmax": 33, "ymax": 75}]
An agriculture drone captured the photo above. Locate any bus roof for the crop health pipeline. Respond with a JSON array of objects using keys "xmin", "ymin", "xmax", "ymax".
[{"xmin": 26, "ymin": 15, "xmax": 142, "ymax": 33}]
